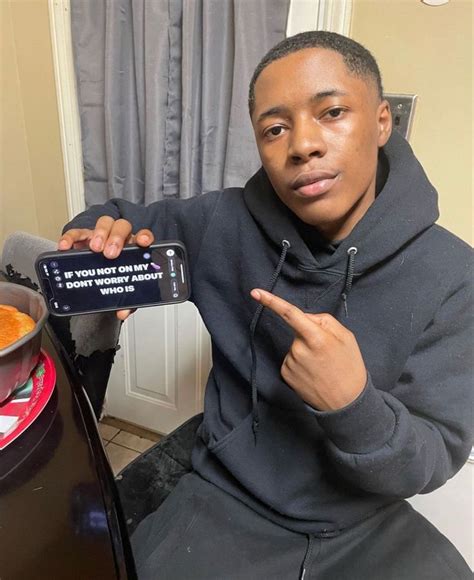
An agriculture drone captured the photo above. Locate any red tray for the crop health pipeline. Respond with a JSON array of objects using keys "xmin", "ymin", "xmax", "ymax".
[{"xmin": 0, "ymin": 350, "xmax": 56, "ymax": 450}]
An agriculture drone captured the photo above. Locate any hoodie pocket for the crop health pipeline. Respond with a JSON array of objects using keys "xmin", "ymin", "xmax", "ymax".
[
  {"xmin": 207, "ymin": 408, "xmax": 255, "ymax": 454},
  {"xmin": 206, "ymin": 399, "xmax": 370, "ymax": 526}
]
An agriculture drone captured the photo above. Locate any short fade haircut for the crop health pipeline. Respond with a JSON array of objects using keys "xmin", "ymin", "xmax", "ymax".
[{"xmin": 248, "ymin": 31, "xmax": 383, "ymax": 116}]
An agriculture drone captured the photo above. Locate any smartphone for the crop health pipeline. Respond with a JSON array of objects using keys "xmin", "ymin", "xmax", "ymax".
[{"xmin": 35, "ymin": 241, "xmax": 190, "ymax": 316}]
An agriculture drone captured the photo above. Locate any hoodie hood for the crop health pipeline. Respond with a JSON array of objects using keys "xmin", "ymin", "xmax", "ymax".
[
  {"xmin": 244, "ymin": 131, "xmax": 442, "ymax": 439},
  {"xmin": 243, "ymin": 131, "xmax": 440, "ymax": 274}
]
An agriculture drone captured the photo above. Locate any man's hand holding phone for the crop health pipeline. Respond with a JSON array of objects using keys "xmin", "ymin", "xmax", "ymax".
[{"xmin": 58, "ymin": 216, "xmax": 154, "ymax": 320}]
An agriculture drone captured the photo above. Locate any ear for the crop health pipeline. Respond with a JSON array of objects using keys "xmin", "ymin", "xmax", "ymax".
[{"xmin": 376, "ymin": 99, "xmax": 392, "ymax": 147}]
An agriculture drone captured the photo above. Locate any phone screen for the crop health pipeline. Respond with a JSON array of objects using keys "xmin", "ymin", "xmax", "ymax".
[{"xmin": 35, "ymin": 242, "xmax": 190, "ymax": 316}]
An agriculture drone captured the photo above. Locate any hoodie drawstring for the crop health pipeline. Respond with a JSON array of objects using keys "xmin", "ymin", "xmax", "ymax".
[
  {"xmin": 341, "ymin": 246, "xmax": 358, "ymax": 317},
  {"xmin": 250, "ymin": 240, "xmax": 290, "ymax": 442},
  {"xmin": 249, "ymin": 241, "xmax": 356, "ymax": 441},
  {"xmin": 299, "ymin": 534, "xmax": 315, "ymax": 580}
]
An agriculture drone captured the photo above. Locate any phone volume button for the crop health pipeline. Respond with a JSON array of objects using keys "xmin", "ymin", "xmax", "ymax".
[{"xmin": 41, "ymin": 276, "xmax": 53, "ymax": 296}]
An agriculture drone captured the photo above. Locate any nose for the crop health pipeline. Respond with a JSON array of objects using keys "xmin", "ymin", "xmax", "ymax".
[{"xmin": 288, "ymin": 119, "xmax": 327, "ymax": 163}]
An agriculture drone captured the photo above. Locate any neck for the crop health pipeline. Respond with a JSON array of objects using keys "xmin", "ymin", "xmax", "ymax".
[{"xmin": 319, "ymin": 187, "xmax": 376, "ymax": 241}]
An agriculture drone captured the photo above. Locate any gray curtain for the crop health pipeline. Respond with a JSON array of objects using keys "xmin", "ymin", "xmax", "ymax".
[{"xmin": 70, "ymin": 0, "xmax": 290, "ymax": 206}]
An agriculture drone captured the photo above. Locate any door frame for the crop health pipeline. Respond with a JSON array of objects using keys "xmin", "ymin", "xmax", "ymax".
[
  {"xmin": 287, "ymin": 0, "xmax": 352, "ymax": 36},
  {"xmin": 48, "ymin": 0, "xmax": 84, "ymax": 220}
]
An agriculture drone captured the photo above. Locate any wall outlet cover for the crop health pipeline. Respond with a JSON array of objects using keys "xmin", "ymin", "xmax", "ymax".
[{"xmin": 384, "ymin": 93, "xmax": 417, "ymax": 141}]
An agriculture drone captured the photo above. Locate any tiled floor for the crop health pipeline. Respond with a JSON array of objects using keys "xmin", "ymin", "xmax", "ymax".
[{"xmin": 99, "ymin": 416, "xmax": 162, "ymax": 476}]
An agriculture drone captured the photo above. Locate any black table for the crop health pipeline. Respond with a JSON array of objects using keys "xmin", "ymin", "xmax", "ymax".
[{"xmin": 0, "ymin": 326, "xmax": 136, "ymax": 579}]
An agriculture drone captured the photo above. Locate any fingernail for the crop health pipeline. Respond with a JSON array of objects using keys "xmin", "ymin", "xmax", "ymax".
[
  {"xmin": 251, "ymin": 289, "xmax": 261, "ymax": 300},
  {"xmin": 91, "ymin": 236, "xmax": 103, "ymax": 251},
  {"xmin": 106, "ymin": 243, "xmax": 118, "ymax": 258}
]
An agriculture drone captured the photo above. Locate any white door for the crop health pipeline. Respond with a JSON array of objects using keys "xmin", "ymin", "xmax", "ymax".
[{"xmin": 106, "ymin": 301, "xmax": 211, "ymax": 435}]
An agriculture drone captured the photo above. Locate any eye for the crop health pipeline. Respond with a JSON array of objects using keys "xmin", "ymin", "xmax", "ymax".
[
  {"xmin": 324, "ymin": 107, "xmax": 345, "ymax": 120},
  {"xmin": 263, "ymin": 125, "xmax": 286, "ymax": 139}
]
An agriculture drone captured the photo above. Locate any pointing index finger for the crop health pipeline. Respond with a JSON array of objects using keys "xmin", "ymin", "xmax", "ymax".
[{"xmin": 251, "ymin": 289, "xmax": 313, "ymax": 336}]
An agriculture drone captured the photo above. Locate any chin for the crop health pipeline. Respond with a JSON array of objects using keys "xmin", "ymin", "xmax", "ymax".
[{"xmin": 292, "ymin": 202, "xmax": 341, "ymax": 227}]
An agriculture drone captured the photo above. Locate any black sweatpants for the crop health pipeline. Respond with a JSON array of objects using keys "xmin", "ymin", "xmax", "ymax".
[{"xmin": 131, "ymin": 472, "xmax": 471, "ymax": 580}]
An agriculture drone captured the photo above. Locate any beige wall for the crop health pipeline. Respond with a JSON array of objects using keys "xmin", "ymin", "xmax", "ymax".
[
  {"xmin": 0, "ymin": 0, "xmax": 68, "ymax": 249},
  {"xmin": 351, "ymin": 0, "xmax": 472, "ymax": 245}
]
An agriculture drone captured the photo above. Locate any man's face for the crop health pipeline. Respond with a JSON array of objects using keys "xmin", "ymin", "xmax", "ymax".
[{"xmin": 251, "ymin": 48, "xmax": 391, "ymax": 241}]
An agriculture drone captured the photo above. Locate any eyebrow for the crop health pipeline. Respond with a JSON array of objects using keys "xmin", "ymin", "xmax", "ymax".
[
  {"xmin": 311, "ymin": 89, "xmax": 348, "ymax": 101},
  {"xmin": 256, "ymin": 89, "xmax": 349, "ymax": 123}
]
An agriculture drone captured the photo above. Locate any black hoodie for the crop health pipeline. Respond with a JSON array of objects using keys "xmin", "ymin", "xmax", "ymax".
[{"xmin": 65, "ymin": 131, "xmax": 473, "ymax": 535}]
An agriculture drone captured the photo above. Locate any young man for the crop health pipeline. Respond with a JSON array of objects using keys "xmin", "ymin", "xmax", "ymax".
[{"xmin": 60, "ymin": 32, "xmax": 472, "ymax": 579}]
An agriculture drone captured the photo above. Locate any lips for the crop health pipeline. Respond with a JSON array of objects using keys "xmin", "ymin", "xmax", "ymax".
[{"xmin": 290, "ymin": 169, "xmax": 339, "ymax": 198}]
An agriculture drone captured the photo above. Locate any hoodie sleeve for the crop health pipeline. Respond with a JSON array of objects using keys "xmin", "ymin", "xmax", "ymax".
[
  {"xmin": 62, "ymin": 193, "xmax": 222, "ymax": 284},
  {"xmin": 314, "ymin": 273, "xmax": 473, "ymax": 498}
]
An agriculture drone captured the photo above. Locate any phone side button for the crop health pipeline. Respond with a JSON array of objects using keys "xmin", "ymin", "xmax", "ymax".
[{"xmin": 39, "ymin": 276, "xmax": 53, "ymax": 297}]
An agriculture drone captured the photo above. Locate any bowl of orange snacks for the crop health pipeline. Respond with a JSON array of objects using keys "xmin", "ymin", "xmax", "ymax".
[{"xmin": 0, "ymin": 282, "xmax": 49, "ymax": 403}]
